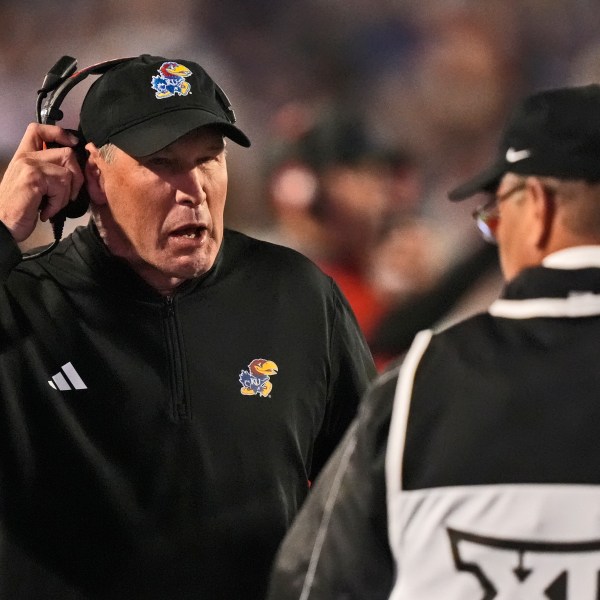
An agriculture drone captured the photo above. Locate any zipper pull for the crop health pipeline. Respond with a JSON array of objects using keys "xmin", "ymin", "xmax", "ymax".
[{"xmin": 163, "ymin": 296, "xmax": 175, "ymax": 317}]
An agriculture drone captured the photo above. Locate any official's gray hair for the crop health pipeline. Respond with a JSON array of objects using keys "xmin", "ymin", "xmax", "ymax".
[{"xmin": 538, "ymin": 175, "xmax": 600, "ymax": 237}]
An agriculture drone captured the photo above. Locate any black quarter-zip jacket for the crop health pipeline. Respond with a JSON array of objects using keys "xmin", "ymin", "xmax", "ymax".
[{"xmin": 0, "ymin": 221, "xmax": 375, "ymax": 599}]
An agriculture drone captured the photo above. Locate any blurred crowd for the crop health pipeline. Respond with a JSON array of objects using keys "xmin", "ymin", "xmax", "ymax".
[{"xmin": 3, "ymin": 0, "xmax": 600, "ymax": 366}]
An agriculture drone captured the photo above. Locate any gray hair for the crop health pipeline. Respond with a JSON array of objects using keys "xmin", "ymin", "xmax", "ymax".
[
  {"xmin": 537, "ymin": 175, "xmax": 600, "ymax": 237},
  {"xmin": 98, "ymin": 142, "xmax": 117, "ymax": 164}
]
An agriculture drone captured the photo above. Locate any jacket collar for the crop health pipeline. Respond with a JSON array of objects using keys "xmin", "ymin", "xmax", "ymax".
[
  {"xmin": 543, "ymin": 245, "xmax": 600, "ymax": 269},
  {"xmin": 490, "ymin": 245, "xmax": 600, "ymax": 319}
]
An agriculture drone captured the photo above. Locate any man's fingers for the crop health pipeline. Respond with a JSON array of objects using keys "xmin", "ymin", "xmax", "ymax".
[
  {"xmin": 42, "ymin": 146, "xmax": 85, "ymax": 200},
  {"xmin": 0, "ymin": 124, "xmax": 85, "ymax": 242},
  {"xmin": 33, "ymin": 161, "xmax": 80, "ymax": 222},
  {"xmin": 1, "ymin": 159, "xmax": 78, "ymax": 232},
  {"xmin": 15, "ymin": 123, "xmax": 80, "ymax": 155},
  {"xmin": 23, "ymin": 145, "xmax": 84, "ymax": 201}
]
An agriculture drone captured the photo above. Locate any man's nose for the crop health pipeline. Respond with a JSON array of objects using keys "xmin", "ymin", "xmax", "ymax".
[{"xmin": 175, "ymin": 168, "xmax": 206, "ymax": 206}]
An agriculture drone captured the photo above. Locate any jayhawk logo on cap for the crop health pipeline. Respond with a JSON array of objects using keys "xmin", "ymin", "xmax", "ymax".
[
  {"xmin": 239, "ymin": 359, "xmax": 278, "ymax": 397},
  {"xmin": 151, "ymin": 61, "xmax": 192, "ymax": 99}
]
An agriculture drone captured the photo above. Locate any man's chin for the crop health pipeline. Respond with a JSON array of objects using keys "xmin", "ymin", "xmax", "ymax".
[
  {"xmin": 134, "ymin": 254, "xmax": 217, "ymax": 294},
  {"xmin": 167, "ymin": 255, "xmax": 217, "ymax": 280}
]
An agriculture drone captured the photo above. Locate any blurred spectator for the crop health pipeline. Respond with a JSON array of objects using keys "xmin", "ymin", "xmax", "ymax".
[
  {"xmin": 369, "ymin": 241, "xmax": 502, "ymax": 361},
  {"xmin": 367, "ymin": 215, "xmax": 442, "ymax": 310},
  {"xmin": 260, "ymin": 106, "xmax": 442, "ymax": 366},
  {"xmin": 261, "ymin": 160, "xmax": 328, "ymax": 258}
]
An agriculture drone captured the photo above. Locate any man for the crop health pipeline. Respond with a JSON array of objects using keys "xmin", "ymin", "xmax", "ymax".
[
  {"xmin": 0, "ymin": 55, "xmax": 375, "ymax": 599},
  {"xmin": 267, "ymin": 84, "xmax": 600, "ymax": 599}
]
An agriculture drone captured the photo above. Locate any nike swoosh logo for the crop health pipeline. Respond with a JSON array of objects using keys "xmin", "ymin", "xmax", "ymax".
[{"xmin": 505, "ymin": 147, "xmax": 531, "ymax": 163}]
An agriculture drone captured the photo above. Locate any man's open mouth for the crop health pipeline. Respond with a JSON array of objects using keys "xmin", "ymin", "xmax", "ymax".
[{"xmin": 170, "ymin": 226, "xmax": 204, "ymax": 239}]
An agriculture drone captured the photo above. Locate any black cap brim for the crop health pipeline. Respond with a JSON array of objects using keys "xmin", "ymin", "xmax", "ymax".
[
  {"xmin": 447, "ymin": 159, "xmax": 505, "ymax": 201},
  {"xmin": 108, "ymin": 108, "xmax": 251, "ymax": 157}
]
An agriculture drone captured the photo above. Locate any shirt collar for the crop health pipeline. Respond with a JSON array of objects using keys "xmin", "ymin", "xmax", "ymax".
[{"xmin": 542, "ymin": 245, "xmax": 600, "ymax": 270}]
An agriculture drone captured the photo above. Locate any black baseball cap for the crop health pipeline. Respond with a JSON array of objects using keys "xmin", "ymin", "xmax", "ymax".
[
  {"xmin": 80, "ymin": 54, "xmax": 251, "ymax": 156},
  {"xmin": 448, "ymin": 84, "xmax": 600, "ymax": 201}
]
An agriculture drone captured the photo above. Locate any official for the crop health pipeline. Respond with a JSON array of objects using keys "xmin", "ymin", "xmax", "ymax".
[{"xmin": 267, "ymin": 84, "xmax": 600, "ymax": 598}]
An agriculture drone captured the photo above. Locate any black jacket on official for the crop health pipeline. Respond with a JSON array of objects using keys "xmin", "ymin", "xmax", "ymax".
[
  {"xmin": 268, "ymin": 246, "xmax": 600, "ymax": 599},
  {"xmin": 0, "ymin": 222, "xmax": 375, "ymax": 599}
]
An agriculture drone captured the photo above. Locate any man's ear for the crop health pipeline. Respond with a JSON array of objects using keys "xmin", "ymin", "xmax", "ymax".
[
  {"xmin": 526, "ymin": 176, "xmax": 555, "ymax": 249},
  {"xmin": 84, "ymin": 143, "xmax": 108, "ymax": 206}
]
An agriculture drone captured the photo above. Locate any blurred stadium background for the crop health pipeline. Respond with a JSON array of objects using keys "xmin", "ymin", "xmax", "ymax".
[{"xmin": 3, "ymin": 0, "xmax": 600, "ymax": 363}]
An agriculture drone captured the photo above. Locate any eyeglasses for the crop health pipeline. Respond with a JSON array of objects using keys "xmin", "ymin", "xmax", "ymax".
[{"xmin": 472, "ymin": 183, "xmax": 526, "ymax": 243}]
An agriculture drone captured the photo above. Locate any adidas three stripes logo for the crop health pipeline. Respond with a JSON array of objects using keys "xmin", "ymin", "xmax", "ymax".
[{"xmin": 48, "ymin": 362, "xmax": 87, "ymax": 391}]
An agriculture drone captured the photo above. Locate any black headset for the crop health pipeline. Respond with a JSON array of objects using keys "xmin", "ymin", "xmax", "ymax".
[
  {"xmin": 25, "ymin": 55, "xmax": 133, "ymax": 260},
  {"xmin": 32, "ymin": 56, "xmax": 133, "ymax": 254}
]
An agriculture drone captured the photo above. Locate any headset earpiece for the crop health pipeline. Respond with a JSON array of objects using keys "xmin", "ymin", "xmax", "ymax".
[
  {"xmin": 36, "ymin": 57, "xmax": 134, "ymax": 216},
  {"xmin": 23, "ymin": 56, "xmax": 134, "ymax": 260}
]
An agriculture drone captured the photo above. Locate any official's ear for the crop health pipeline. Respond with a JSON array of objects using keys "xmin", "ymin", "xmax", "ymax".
[
  {"xmin": 84, "ymin": 143, "xmax": 108, "ymax": 206},
  {"xmin": 525, "ymin": 177, "xmax": 555, "ymax": 249}
]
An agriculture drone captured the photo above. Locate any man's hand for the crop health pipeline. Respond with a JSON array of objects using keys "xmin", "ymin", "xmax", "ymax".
[{"xmin": 0, "ymin": 123, "xmax": 85, "ymax": 242}]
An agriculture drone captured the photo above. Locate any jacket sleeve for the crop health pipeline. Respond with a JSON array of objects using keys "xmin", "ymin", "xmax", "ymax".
[
  {"xmin": 267, "ymin": 367, "xmax": 399, "ymax": 600},
  {"xmin": 309, "ymin": 280, "xmax": 377, "ymax": 480},
  {"xmin": 0, "ymin": 221, "xmax": 22, "ymax": 283}
]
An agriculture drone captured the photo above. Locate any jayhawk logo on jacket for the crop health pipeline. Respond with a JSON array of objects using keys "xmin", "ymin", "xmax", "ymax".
[
  {"xmin": 151, "ymin": 61, "xmax": 192, "ymax": 99},
  {"xmin": 239, "ymin": 359, "xmax": 278, "ymax": 397}
]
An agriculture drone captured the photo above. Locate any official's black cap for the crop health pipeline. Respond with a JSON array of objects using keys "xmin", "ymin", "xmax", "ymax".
[
  {"xmin": 80, "ymin": 54, "xmax": 251, "ymax": 156},
  {"xmin": 448, "ymin": 84, "xmax": 600, "ymax": 201}
]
